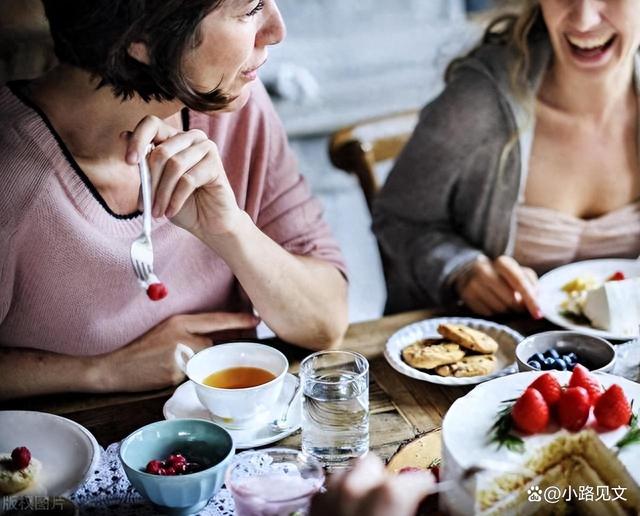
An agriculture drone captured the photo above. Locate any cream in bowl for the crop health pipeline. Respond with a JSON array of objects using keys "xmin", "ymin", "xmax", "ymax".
[{"xmin": 175, "ymin": 342, "xmax": 288, "ymax": 430}]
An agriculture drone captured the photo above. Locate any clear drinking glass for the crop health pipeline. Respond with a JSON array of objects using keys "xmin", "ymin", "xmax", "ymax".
[
  {"xmin": 300, "ymin": 350, "xmax": 369, "ymax": 469},
  {"xmin": 225, "ymin": 448, "xmax": 325, "ymax": 516}
]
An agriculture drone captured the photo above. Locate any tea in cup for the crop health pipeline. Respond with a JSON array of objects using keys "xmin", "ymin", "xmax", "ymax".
[{"xmin": 175, "ymin": 342, "xmax": 288, "ymax": 430}]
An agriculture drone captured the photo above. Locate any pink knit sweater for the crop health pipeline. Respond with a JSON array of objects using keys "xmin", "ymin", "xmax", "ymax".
[{"xmin": 0, "ymin": 81, "xmax": 346, "ymax": 356}]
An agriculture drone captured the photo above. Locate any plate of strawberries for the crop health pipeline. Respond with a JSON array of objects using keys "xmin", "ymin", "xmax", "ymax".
[
  {"xmin": 488, "ymin": 365, "xmax": 638, "ymax": 452},
  {"xmin": 441, "ymin": 367, "xmax": 640, "ymax": 486}
]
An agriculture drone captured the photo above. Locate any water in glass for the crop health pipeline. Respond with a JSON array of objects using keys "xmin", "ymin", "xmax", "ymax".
[{"xmin": 300, "ymin": 351, "xmax": 369, "ymax": 468}]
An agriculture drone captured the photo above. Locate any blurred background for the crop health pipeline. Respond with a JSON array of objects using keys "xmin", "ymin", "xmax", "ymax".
[{"xmin": 0, "ymin": 0, "xmax": 518, "ymax": 323}]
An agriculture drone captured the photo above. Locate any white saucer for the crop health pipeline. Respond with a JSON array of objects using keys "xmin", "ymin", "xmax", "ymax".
[{"xmin": 163, "ymin": 373, "xmax": 301, "ymax": 449}]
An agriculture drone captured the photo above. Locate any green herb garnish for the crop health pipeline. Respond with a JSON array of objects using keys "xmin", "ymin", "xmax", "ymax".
[
  {"xmin": 616, "ymin": 407, "xmax": 640, "ymax": 451},
  {"xmin": 489, "ymin": 400, "xmax": 525, "ymax": 453}
]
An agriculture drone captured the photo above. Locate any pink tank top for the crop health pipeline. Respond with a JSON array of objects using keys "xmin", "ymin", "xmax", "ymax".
[{"xmin": 512, "ymin": 202, "xmax": 640, "ymax": 275}]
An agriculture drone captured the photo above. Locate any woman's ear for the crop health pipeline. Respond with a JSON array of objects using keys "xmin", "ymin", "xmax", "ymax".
[{"xmin": 127, "ymin": 41, "xmax": 150, "ymax": 64}]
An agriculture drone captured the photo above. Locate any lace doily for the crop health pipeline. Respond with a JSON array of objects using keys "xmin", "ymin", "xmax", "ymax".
[{"xmin": 69, "ymin": 443, "xmax": 235, "ymax": 515}]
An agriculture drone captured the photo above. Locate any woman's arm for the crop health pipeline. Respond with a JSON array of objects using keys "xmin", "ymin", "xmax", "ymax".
[
  {"xmin": 373, "ymin": 68, "xmax": 512, "ymax": 312},
  {"xmin": 205, "ymin": 211, "xmax": 348, "ymax": 349},
  {"xmin": 0, "ymin": 312, "xmax": 259, "ymax": 400},
  {"xmin": 124, "ymin": 89, "xmax": 349, "ymax": 350}
]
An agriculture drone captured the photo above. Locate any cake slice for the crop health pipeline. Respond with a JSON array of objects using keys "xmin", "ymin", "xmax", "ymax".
[
  {"xmin": 476, "ymin": 431, "xmax": 640, "ymax": 516},
  {"xmin": 582, "ymin": 278, "xmax": 640, "ymax": 335}
]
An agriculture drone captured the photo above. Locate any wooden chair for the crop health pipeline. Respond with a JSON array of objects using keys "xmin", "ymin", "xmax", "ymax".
[{"xmin": 328, "ymin": 110, "xmax": 419, "ymax": 211}]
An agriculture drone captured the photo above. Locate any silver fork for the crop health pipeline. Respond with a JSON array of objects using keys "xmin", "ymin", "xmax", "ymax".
[{"xmin": 130, "ymin": 151, "xmax": 155, "ymax": 284}]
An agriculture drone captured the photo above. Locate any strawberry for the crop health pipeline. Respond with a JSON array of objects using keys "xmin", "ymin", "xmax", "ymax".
[
  {"xmin": 511, "ymin": 388, "xmax": 550, "ymax": 434},
  {"xmin": 557, "ymin": 387, "xmax": 591, "ymax": 431},
  {"xmin": 568, "ymin": 364, "xmax": 603, "ymax": 405},
  {"xmin": 529, "ymin": 373, "xmax": 562, "ymax": 406},
  {"xmin": 147, "ymin": 282, "xmax": 168, "ymax": 301},
  {"xmin": 607, "ymin": 271, "xmax": 626, "ymax": 281},
  {"xmin": 10, "ymin": 447, "xmax": 31, "ymax": 470},
  {"xmin": 594, "ymin": 384, "xmax": 632, "ymax": 430}
]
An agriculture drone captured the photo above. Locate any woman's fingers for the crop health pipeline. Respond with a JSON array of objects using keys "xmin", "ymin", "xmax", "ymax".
[
  {"xmin": 124, "ymin": 115, "xmax": 180, "ymax": 164},
  {"xmin": 165, "ymin": 151, "xmax": 221, "ymax": 218},
  {"xmin": 368, "ymin": 470, "xmax": 436, "ymax": 516},
  {"xmin": 149, "ymin": 137, "xmax": 210, "ymax": 216},
  {"xmin": 461, "ymin": 290, "xmax": 493, "ymax": 317},
  {"xmin": 460, "ymin": 256, "xmax": 519, "ymax": 314},
  {"xmin": 494, "ymin": 256, "xmax": 542, "ymax": 319}
]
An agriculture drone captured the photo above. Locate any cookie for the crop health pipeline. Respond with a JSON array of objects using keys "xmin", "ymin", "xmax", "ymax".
[
  {"xmin": 402, "ymin": 338, "xmax": 466, "ymax": 370},
  {"xmin": 437, "ymin": 324, "xmax": 499, "ymax": 354},
  {"xmin": 434, "ymin": 354, "xmax": 498, "ymax": 378}
]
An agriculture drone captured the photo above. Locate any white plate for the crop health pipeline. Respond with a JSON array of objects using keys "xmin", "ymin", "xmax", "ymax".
[
  {"xmin": 384, "ymin": 317, "xmax": 524, "ymax": 386},
  {"xmin": 538, "ymin": 258, "xmax": 640, "ymax": 340},
  {"xmin": 163, "ymin": 373, "xmax": 301, "ymax": 449},
  {"xmin": 0, "ymin": 411, "xmax": 101, "ymax": 498},
  {"xmin": 441, "ymin": 371, "xmax": 640, "ymax": 515}
]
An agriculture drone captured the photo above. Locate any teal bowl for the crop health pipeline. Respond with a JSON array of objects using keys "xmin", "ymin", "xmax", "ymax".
[{"xmin": 119, "ymin": 419, "xmax": 234, "ymax": 515}]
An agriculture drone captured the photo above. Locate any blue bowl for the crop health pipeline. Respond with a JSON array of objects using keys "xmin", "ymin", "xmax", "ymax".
[{"xmin": 119, "ymin": 419, "xmax": 234, "ymax": 515}]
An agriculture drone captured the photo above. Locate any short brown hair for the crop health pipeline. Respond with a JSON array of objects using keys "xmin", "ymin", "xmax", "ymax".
[{"xmin": 42, "ymin": 0, "xmax": 232, "ymax": 111}]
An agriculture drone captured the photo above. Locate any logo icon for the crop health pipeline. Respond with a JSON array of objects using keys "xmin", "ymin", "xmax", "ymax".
[{"xmin": 527, "ymin": 485, "xmax": 542, "ymax": 502}]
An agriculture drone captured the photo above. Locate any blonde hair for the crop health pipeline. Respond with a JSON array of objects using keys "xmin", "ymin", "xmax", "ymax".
[
  {"xmin": 447, "ymin": 0, "xmax": 547, "ymax": 100},
  {"xmin": 445, "ymin": 1, "xmax": 548, "ymax": 186}
]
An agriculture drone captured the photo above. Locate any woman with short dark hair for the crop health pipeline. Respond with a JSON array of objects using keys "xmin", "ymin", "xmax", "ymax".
[{"xmin": 0, "ymin": 0, "xmax": 348, "ymax": 399}]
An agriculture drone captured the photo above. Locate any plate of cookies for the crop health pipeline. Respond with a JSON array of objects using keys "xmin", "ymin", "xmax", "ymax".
[{"xmin": 384, "ymin": 317, "xmax": 524, "ymax": 385}]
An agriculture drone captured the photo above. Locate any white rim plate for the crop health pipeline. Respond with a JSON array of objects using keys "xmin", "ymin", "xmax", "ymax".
[
  {"xmin": 384, "ymin": 317, "xmax": 524, "ymax": 386},
  {"xmin": 0, "ymin": 410, "xmax": 101, "ymax": 498},
  {"xmin": 163, "ymin": 373, "xmax": 301, "ymax": 449},
  {"xmin": 538, "ymin": 258, "xmax": 640, "ymax": 340}
]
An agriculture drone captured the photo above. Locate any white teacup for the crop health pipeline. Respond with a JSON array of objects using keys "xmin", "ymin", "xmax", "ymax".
[{"xmin": 175, "ymin": 342, "xmax": 288, "ymax": 430}]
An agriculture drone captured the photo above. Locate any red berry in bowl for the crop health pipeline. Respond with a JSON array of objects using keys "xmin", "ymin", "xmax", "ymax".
[
  {"xmin": 147, "ymin": 282, "xmax": 168, "ymax": 301},
  {"xmin": 11, "ymin": 447, "xmax": 31, "ymax": 470},
  {"xmin": 145, "ymin": 460, "xmax": 163, "ymax": 475},
  {"xmin": 168, "ymin": 454, "xmax": 187, "ymax": 467}
]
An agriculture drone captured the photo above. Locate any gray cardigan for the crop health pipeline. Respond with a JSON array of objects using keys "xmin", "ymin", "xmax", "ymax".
[{"xmin": 374, "ymin": 37, "xmax": 640, "ymax": 313}]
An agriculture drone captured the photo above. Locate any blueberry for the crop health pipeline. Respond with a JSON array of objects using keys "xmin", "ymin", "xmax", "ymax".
[
  {"xmin": 565, "ymin": 352, "xmax": 578, "ymax": 365},
  {"xmin": 554, "ymin": 358, "xmax": 567, "ymax": 371},
  {"xmin": 548, "ymin": 349, "xmax": 560, "ymax": 360},
  {"xmin": 542, "ymin": 357, "xmax": 556, "ymax": 370},
  {"xmin": 529, "ymin": 352, "xmax": 545, "ymax": 364},
  {"xmin": 527, "ymin": 360, "xmax": 542, "ymax": 370}
]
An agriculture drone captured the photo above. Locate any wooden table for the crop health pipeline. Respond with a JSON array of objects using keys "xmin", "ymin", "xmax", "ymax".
[{"xmin": 0, "ymin": 310, "xmax": 552, "ymax": 462}]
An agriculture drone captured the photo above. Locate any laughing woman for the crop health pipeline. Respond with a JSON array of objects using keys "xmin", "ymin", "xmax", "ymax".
[
  {"xmin": 374, "ymin": 0, "xmax": 640, "ymax": 316},
  {"xmin": 0, "ymin": 0, "xmax": 348, "ymax": 399}
]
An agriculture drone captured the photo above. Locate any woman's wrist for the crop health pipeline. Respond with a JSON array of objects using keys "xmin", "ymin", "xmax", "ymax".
[{"xmin": 200, "ymin": 210, "xmax": 255, "ymax": 254}]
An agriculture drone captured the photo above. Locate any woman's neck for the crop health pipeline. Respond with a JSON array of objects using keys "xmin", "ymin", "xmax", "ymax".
[
  {"xmin": 27, "ymin": 64, "xmax": 182, "ymax": 162},
  {"xmin": 538, "ymin": 59, "xmax": 636, "ymax": 124}
]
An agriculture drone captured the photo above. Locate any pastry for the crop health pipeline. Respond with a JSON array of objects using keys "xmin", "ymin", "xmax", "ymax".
[{"xmin": 0, "ymin": 447, "xmax": 40, "ymax": 495}]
